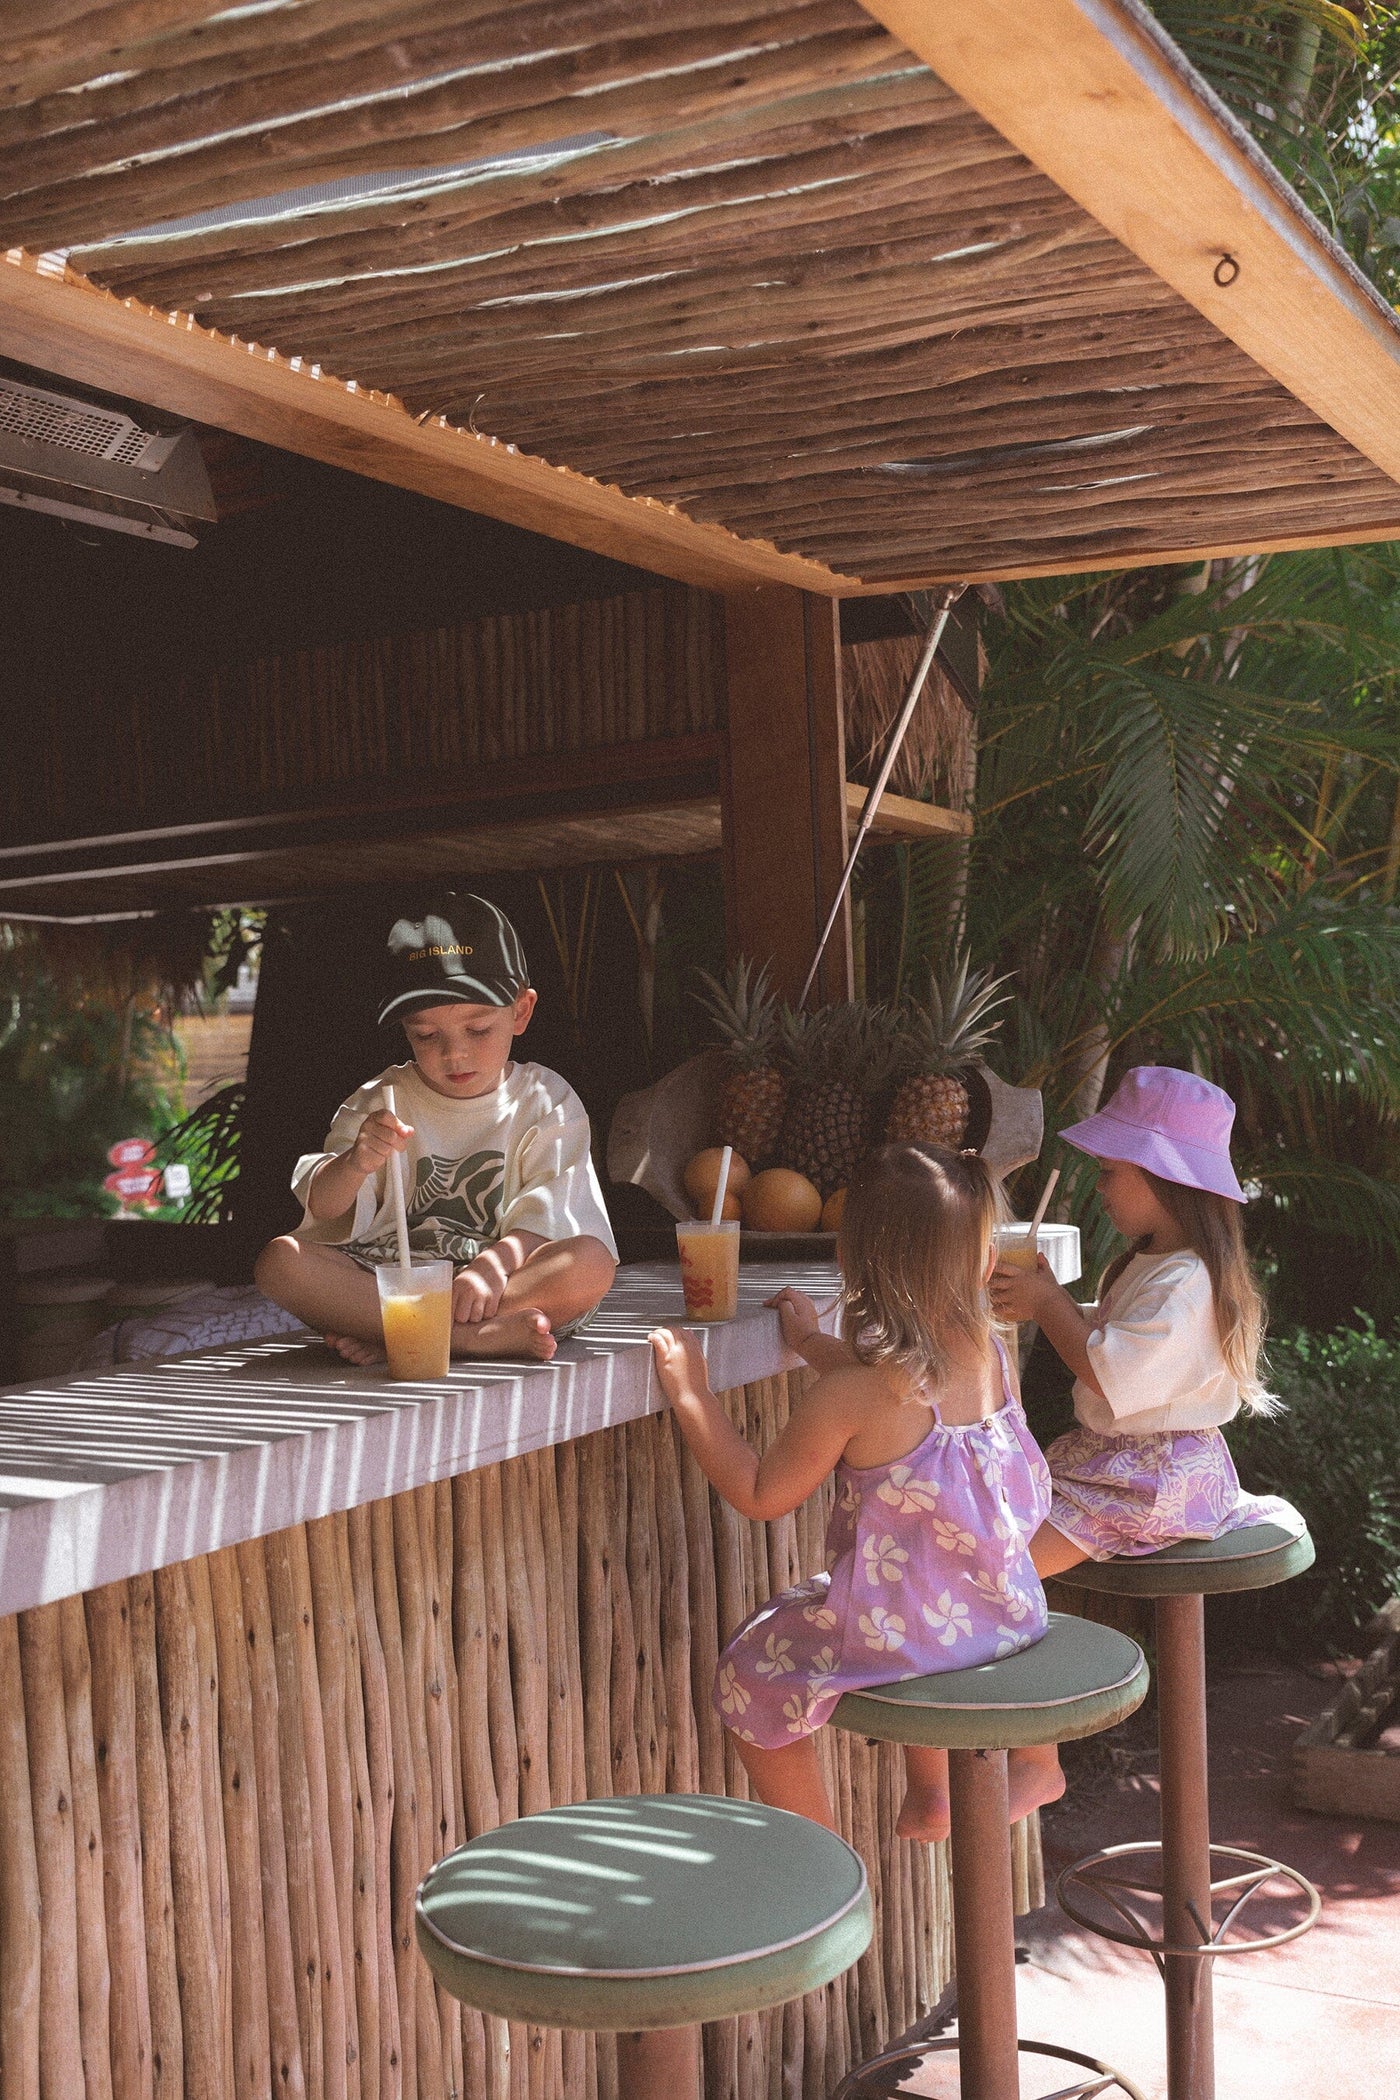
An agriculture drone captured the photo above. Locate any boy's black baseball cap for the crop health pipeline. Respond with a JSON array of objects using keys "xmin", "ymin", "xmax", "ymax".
[{"xmin": 379, "ymin": 892, "xmax": 530, "ymax": 1026}]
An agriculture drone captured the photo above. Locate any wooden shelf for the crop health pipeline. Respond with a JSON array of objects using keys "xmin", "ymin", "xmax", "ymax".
[
  {"xmin": 0, "ymin": 757, "xmax": 970, "ymax": 920},
  {"xmin": 845, "ymin": 780, "xmax": 972, "ymax": 840}
]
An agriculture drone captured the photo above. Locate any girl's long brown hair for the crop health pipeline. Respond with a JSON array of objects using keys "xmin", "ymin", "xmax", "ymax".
[
  {"xmin": 837, "ymin": 1143, "xmax": 998, "ymax": 1384},
  {"xmin": 1100, "ymin": 1172, "xmax": 1272, "ymax": 1410}
]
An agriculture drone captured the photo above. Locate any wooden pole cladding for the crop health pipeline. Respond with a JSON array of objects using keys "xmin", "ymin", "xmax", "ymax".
[
  {"xmin": 721, "ymin": 588, "xmax": 854, "ymax": 1004},
  {"xmin": 0, "ymin": 1375, "xmax": 1043, "ymax": 2099}
]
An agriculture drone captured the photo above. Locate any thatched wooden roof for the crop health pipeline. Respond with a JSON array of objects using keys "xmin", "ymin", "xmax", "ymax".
[{"xmin": 4, "ymin": 0, "xmax": 1400, "ymax": 589}]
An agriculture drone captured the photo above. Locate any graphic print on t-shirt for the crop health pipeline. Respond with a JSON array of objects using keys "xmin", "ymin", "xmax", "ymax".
[{"xmin": 350, "ymin": 1148, "xmax": 506, "ymax": 1266}]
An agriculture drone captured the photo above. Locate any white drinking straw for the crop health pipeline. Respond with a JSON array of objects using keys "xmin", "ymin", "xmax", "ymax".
[
  {"xmin": 382, "ymin": 1084, "xmax": 413, "ymax": 1283},
  {"xmin": 1029, "ymin": 1166, "xmax": 1060, "ymax": 1236},
  {"xmin": 709, "ymin": 1145, "xmax": 734, "ymax": 1228}
]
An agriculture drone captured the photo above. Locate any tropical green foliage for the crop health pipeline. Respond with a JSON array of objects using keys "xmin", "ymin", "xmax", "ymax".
[
  {"xmin": 937, "ymin": 548, "xmax": 1400, "ymax": 1330},
  {"xmin": 1149, "ymin": 2, "xmax": 1400, "ymax": 300},
  {"xmin": 153, "ymin": 1082, "xmax": 245, "ymax": 1226},
  {"xmin": 0, "ymin": 926, "xmax": 185, "ymax": 1220},
  {"xmin": 1220, "ymin": 1319, "xmax": 1400, "ymax": 1653}
]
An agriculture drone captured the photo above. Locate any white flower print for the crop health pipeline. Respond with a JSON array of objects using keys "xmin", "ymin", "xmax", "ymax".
[
  {"xmin": 858, "ymin": 1607, "xmax": 907, "ymax": 1653},
  {"xmin": 876, "ymin": 1465, "xmax": 941, "ymax": 1514},
  {"xmin": 718, "ymin": 1661, "xmax": 750, "ymax": 1716},
  {"xmin": 755, "ymin": 1633, "xmax": 796, "ymax": 1679},
  {"xmin": 968, "ymin": 1567, "xmax": 1035, "ymax": 1621},
  {"xmin": 921, "ymin": 1590, "xmax": 973, "ymax": 1646},
  {"xmin": 861, "ymin": 1534, "xmax": 910, "ymax": 1586},
  {"xmin": 992, "ymin": 1512, "xmax": 1025, "ymax": 1558},
  {"xmin": 993, "ymin": 1625, "xmax": 1024, "ymax": 1658},
  {"xmin": 806, "ymin": 1645, "xmax": 838, "ymax": 1691},
  {"xmin": 802, "ymin": 1599, "xmax": 839, "ymax": 1630},
  {"xmin": 783, "ymin": 1691, "xmax": 810, "ymax": 1735},
  {"xmin": 929, "ymin": 1517, "xmax": 977, "ymax": 1557}
]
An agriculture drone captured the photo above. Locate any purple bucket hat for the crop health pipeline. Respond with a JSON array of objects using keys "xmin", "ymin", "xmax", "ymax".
[{"xmin": 1060, "ymin": 1066, "xmax": 1246, "ymax": 1204}]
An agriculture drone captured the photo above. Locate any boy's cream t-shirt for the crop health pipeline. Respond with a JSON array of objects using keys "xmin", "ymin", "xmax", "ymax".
[
  {"xmin": 291, "ymin": 1059, "xmax": 617, "ymax": 1268},
  {"xmin": 1071, "ymin": 1250, "xmax": 1240, "ymax": 1435}
]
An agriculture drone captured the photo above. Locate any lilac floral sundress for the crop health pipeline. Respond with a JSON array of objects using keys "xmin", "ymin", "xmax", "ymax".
[{"xmin": 717, "ymin": 1337, "xmax": 1052, "ymax": 1750}]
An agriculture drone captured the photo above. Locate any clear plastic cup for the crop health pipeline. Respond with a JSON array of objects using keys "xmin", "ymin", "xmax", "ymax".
[
  {"xmin": 994, "ymin": 1223, "xmax": 1040, "ymax": 1274},
  {"xmin": 675, "ymin": 1220, "xmax": 741, "ymax": 1323},
  {"xmin": 375, "ymin": 1259, "xmax": 454, "ymax": 1380}
]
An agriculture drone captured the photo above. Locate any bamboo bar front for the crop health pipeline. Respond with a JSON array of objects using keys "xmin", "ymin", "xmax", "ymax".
[{"xmin": 0, "ymin": 1354, "xmax": 1041, "ymax": 2100}]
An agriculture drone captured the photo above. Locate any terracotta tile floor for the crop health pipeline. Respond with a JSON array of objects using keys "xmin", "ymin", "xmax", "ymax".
[{"xmin": 896, "ymin": 1663, "xmax": 1400, "ymax": 2098}]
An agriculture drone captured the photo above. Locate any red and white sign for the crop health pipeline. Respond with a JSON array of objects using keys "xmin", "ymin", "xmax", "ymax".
[
  {"xmin": 104, "ymin": 1167, "xmax": 162, "ymax": 1204},
  {"xmin": 108, "ymin": 1137, "xmax": 156, "ymax": 1169}
]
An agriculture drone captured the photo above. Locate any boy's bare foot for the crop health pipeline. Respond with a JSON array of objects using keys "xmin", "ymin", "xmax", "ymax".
[
  {"xmin": 453, "ymin": 1307, "xmax": 557, "ymax": 1361},
  {"xmin": 324, "ymin": 1331, "xmax": 386, "ymax": 1365},
  {"xmin": 896, "ymin": 1779, "xmax": 951, "ymax": 1845},
  {"xmin": 1006, "ymin": 1746, "xmax": 1067, "ymax": 1825}
]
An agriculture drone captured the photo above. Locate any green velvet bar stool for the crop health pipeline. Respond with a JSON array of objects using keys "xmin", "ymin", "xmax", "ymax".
[
  {"xmin": 830, "ymin": 1611, "xmax": 1151, "ymax": 2100},
  {"xmin": 1055, "ymin": 1517, "xmax": 1320, "ymax": 2100},
  {"xmin": 415, "ymin": 1792, "xmax": 873, "ymax": 2099}
]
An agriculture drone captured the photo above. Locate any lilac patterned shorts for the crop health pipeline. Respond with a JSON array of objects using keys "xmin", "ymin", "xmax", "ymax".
[{"xmin": 1046, "ymin": 1423, "xmax": 1295, "ymax": 1561}]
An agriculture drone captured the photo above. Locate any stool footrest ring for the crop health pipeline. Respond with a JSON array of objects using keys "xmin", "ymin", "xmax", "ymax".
[
  {"xmin": 1056, "ymin": 1841, "xmax": 1320, "ymax": 1976},
  {"xmin": 832, "ymin": 2034, "xmax": 1146, "ymax": 2099}
]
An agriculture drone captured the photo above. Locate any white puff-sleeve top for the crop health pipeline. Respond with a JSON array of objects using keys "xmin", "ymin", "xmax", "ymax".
[{"xmin": 1072, "ymin": 1251, "xmax": 1240, "ymax": 1436}]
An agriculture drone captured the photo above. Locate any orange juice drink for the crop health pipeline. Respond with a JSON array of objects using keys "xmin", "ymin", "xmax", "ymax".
[
  {"xmin": 676, "ymin": 1220, "xmax": 741, "ymax": 1323},
  {"xmin": 994, "ymin": 1223, "xmax": 1039, "ymax": 1273},
  {"xmin": 376, "ymin": 1259, "xmax": 454, "ymax": 1380}
]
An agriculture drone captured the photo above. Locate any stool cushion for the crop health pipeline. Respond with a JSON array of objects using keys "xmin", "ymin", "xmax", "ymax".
[
  {"xmin": 415, "ymin": 1794, "xmax": 872, "ymax": 2030},
  {"xmin": 829, "ymin": 1612, "xmax": 1148, "ymax": 1751},
  {"xmin": 1054, "ymin": 1515, "xmax": 1313, "ymax": 1597}
]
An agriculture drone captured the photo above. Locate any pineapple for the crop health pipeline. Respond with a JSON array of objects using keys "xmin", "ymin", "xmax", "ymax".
[
  {"xmin": 692, "ymin": 959, "xmax": 787, "ymax": 1166},
  {"xmin": 777, "ymin": 1003, "xmax": 893, "ymax": 1199},
  {"xmin": 886, "ymin": 954, "xmax": 1012, "ymax": 1150}
]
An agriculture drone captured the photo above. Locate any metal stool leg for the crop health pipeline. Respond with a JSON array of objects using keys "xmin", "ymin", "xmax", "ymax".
[
  {"xmin": 1157, "ymin": 1594, "xmax": 1213, "ymax": 2100},
  {"xmin": 947, "ymin": 1747, "xmax": 1020, "ymax": 2100}
]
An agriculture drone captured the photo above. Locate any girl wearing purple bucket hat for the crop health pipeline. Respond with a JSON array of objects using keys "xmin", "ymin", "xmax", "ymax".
[{"xmin": 990, "ymin": 1065, "xmax": 1298, "ymax": 1820}]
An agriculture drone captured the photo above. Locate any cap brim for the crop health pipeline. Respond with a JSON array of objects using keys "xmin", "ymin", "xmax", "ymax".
[
  {"xmin": 379, "ymin": 986, "xmax": 513, "ymax": 1027},
  {"xmin": 1060, "ymin": 1110, "xmax": 1247, "ymax": 1203}
]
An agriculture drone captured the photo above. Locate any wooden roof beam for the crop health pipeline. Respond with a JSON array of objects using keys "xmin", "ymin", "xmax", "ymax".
[
  {"xmin": 0, "ymin": 251, "xmax": 858, "ymax": 595},
  {"xmin": 861, "ymin": 0, "xmax": 1400, "ymax": 494}
]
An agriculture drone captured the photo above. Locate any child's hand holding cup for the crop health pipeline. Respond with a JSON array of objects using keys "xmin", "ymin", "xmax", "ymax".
[{"xmin": 989, "ymin": 1227, "xmax": 1052, "ymax": 1324}]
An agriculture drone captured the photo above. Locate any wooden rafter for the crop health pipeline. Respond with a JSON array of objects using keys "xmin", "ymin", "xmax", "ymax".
[{"xmin": 0, "ymin": 252, "xmax": 857, "ymax": 594}]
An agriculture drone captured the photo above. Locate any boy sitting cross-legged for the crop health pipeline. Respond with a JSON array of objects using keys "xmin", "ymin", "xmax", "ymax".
[{"xmin": 254, "ymin": 892, "xmax": 617, "ymax": 1363}]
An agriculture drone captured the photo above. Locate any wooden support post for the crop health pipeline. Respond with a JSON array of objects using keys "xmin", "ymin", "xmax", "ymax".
[{"xmin": 720, "ymin": 588, "xmax": 852, "ymax": 1003}]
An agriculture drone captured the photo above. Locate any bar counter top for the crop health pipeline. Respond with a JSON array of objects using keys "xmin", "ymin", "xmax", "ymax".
[{"xmin": 0, "ymin": 1259, "xmax": 838, "ymax": 1618}]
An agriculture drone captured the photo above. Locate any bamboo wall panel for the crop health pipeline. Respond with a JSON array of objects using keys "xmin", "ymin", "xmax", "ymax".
[
  {"xmin": 5, "ymin": 587, "xmax": 722, "ymax": 850},
  {"xmin": 0, "ymin": 1373, "xmax": 1042, "ymax": 2100}
]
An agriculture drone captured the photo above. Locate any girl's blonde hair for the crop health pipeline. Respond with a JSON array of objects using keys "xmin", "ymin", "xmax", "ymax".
[
  {"xmin": 1101, "ymin": 1172, "xmax": 1272, "ymax": 1411},
  {"xmin": 838, "ymin": 1143, "xmax": 997, "ymax": 1384}
]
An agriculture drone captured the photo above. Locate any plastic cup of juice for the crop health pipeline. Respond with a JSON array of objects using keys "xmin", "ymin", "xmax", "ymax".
[
  {"xmin": 994, "ymin": 1222, "xmax": 1040, "ymax": 1274},
  {"xmin": 676, "ymin": 1220, "xmax": 741, "ymax": 1323},
  {"xmin": 375, "ymin": 1259, "xmax": 454, "ymax": 1380}
]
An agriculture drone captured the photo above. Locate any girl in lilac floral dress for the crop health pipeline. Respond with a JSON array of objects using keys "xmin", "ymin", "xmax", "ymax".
[{"xmin": 652, "ymin": 1144, "xmax": 1050, "ymax": 1844}]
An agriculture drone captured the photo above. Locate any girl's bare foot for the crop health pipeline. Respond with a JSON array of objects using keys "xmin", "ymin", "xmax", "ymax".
[
  {"xmin": 453, "ymin": 1307, "xmax": 556, "ymax": 1361},
  {"xmin": 1006, "ymin": 1746, "xmax": 1067, "ymax": 1824},
  {"xmin": 896, "ymin": 1779, "xmax": 951, "ymax": 1844},
  {"xmin": 324, "ymin": 1331, "xmax": 385, "ymax": 1365}
]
